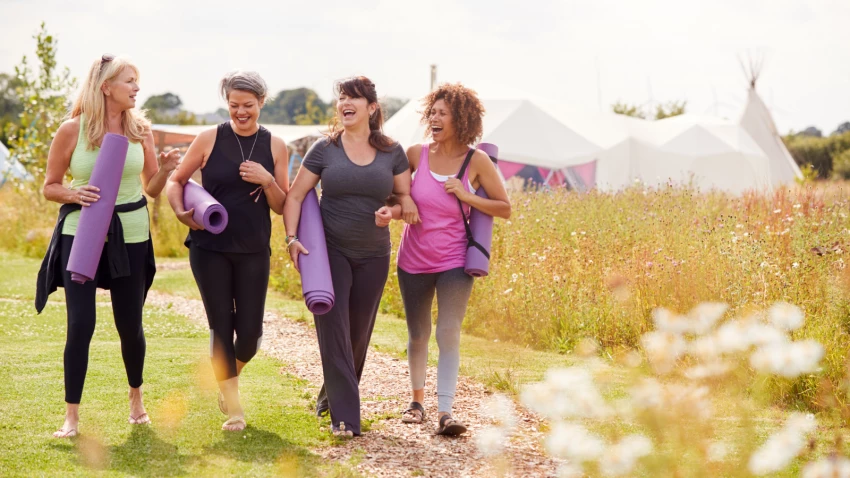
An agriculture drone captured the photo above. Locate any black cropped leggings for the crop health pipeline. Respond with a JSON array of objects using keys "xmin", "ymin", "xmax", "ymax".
[
  {"xmin": 60, "ymin": 234, "xmax": 149, "ymax": 404},
  {"xmin": 189, "ymin": 245, "xmax": 269, "ymax": 381}
]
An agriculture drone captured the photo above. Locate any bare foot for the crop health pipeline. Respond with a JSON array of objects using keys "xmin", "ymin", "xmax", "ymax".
[
  {"xmin": 222, "ymin": 416, "xmax": 246, "ymax": 431},
  {"xmin": 128, "ymin": 387, "xmax": 150, "ymax": 425},
  {"xmin": 53, "ymin": 412, "xmax": 79, "ymax": 438}
]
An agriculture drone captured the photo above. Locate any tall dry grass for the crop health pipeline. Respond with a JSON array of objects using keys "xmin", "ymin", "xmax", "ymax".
[{"xmin": 4, "ymin": 182, "xmax": 850, "ymax": 407}]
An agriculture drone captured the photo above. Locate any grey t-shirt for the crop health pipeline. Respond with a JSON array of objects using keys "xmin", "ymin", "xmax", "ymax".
[{"xmin": 302, "ymin": 138, "xmax": 409, "ymax": 258}]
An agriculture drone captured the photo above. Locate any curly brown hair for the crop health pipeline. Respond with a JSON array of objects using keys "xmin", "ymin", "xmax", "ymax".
[{"xmin": 420, "ymin": 83, "xmax": 485, "ymax": 146}]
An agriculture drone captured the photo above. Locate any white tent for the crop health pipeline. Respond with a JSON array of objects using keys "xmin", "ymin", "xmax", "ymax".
[
  {"xmin": 0, "ymin": 142, "xmax": 31, "ymax": 186},
  {"xmin": 739, "ymin": 87, "xmax": 803, "ymax": 184},
  {"xmin": 383, "ymin": 98, "xmax": 601, "ymax": 170}
]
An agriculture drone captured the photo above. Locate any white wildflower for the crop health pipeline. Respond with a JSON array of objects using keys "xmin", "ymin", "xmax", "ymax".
[
  {"xmin": 706, "ymin": 441, "xmax": 730, "ymax": 462},
  {"xmin": 748, "ymin": 412, "xmax": 816, "ymax": 475},
  {"xmin": 767, "ymin": 302, "xmax": 805, "ymax": 331},
  {"xmin": 684, "ymin": 361, "xmax": 731, "ymax": 380},
  {"xmin": 503, "ymin": 288, "xmax": 513, "ymax": 295},
  {"xmin": 687, "ymin": 302, "xmax": 728, "ymax": 334},
  {"xmin": 802, "ymin": 456, "xmax": 850, "ymax": 478},
  {"xmin": 557, "ymin": 463, "xmax": 584, "ymax": 478},
  {"xmin": 641, "ymin": 331, "xmax": 687, "ymax": 373},
  {"xmin": 792, "ymin": 262, "xmax": 800, "ymax": 269},
  {"xmin": 651, "ymin": 308, "xmax": 691, "ymax": 334},
  {"xmin": 475, "ymin": 426, "xmax": 506, "ymax": 457},
  {"xmin": 750, "ymin": 340, "xmax": 824, "ymax": 378},
  {"xmin": 598, "ymin": 434, "xmax": 653, "ymax": 476},
  {"xmin": 521, "ymin": 368, "xmax": 610, "ymax": 419},
  {"xmin": 689, "ymin": 335, "xmax": 720, "ymax": 360},
  {"xmin": 545, "ymin": 422, "xmax": 605, "ymax": 461},
  {"xmin": 480, "ymin": 394, "xmax": 516, "ymax": 429},
  {"xmin": 511, "ymin": 273, "xmax": 518, "ymax": 283},
  {"xmin": 631, "ymin": 380, "xmax": 712, "ymax": 420}
]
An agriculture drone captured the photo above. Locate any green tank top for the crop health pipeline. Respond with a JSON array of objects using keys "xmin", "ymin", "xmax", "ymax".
[{"xmin": 61, "ymin": 116, "xmax": 150, "ymax": 243}]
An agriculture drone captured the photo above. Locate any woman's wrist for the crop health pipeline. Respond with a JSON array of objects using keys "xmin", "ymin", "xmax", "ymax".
[
  {"xmin": 285, "ymin": 235, "xmax": 299, "ymax": 248},
  {"xmin": 263, "ymin": 177, "xmax": 275, "ymax": 189}
]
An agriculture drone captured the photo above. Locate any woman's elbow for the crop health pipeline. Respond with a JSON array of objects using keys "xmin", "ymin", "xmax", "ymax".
[{"xmin": 498, "ymin": 202, "xmax": 512, "ymax": 220}]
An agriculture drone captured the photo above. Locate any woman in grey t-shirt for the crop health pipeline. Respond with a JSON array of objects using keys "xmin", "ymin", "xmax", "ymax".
[{"xmin": 283, "ymin": 76, "xmax": 415, "ymax": 437}]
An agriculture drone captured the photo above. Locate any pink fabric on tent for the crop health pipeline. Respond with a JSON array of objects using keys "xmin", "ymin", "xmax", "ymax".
[
  {"xmin": 571, "ymin": 160, "xmax": 597, "ymax": 187},
  {"xmin": 498, "ymin": 161, "xmax": 525, "ymax": 179}
]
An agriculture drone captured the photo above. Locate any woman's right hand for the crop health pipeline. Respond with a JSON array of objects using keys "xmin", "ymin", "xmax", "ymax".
[
  {"xmin": 176, "ymin": 208, "xmax": 204, "ymax": 230},
  {"xmin": 288, "ymin": 240, "xmax": 309, "ymax": 272},
  {"xmin": 72, "ymin": 185, "xmax": 100, "ymax": 207}
]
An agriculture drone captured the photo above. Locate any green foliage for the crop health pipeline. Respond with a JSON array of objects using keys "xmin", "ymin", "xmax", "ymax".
[
  {"xmin": 784, "ymin": 130, "xmax": 850, "ymax": 178},
  {"xmin": 3, "ymin": 22, "xmax": 77, "ymax": 188},
  {"xmin": 612, "ymin": 100, "xmax": 687, "ymax": 120},
  {"xmin": 796, "ymin": 163, "xmax": 819, "ymax": 184},
  {"xmin": 612, "ymin": 101, "xmax": 646, "ymax": 119},
  {"xmin": 831, "ymin": 149, "xmax": 850, "ymax": 180},
  {"xmin": 654, "ymin": 100, "xmax": 687, "ymax": 120},
  {"xmin": 0, "ymin": 72, "xmax": 24, "ymax": 146},
  {"xmin": 263, "ymin": 88, "xmax": 331, "ymax": 125},
  {"xmin": 143, "ymin": 92, "xmax": 202, "ymax": 125}
]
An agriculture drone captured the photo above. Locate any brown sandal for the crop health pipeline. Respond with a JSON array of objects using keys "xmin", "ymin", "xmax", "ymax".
[
  {"xmin": 402, "ymin": 402, "xmax": 426, "ymax": 424},
  {"xmin": 436, "ymin": 414, "xmax": 467, "ymax": 436}
]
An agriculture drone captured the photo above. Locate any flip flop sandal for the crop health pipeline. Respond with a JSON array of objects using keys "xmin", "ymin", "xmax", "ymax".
[
  {"xmin": 53, "ymin": 427, "xmax": 78, "ymax": 438},
  {"xmin": 402, "ymin": 401, "xmax": 426, "ymax": 424},
  {"xmin": 218, "ymin": 391, "xmax": 228, "ymax": 416},
  {"xmin": 129, "ymin": 413, "xmax": 151, "ymax": 425},
  {"xmin": 436, "ymin": 415, "xmax": 467, "ymax": 436},
  {"xmin": 332, "ymin": 421, "xmax": 355, "ymax": 438},
  {"xmin": 222, "ymin": 416, "xmax": 247, "ymax": 431}
]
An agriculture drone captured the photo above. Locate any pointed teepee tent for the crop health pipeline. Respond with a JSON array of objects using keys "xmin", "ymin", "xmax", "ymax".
[{"xmin": 738, "ymin": 58, "xmax": 803, "ymax": 185}]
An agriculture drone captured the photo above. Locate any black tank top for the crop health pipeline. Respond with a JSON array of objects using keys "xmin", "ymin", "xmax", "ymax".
[{"xmin": 187, "ymin": 122, "xmax": 274, "ymax": 253}]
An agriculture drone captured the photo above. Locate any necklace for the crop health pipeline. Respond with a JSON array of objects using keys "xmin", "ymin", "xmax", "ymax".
[{"xmin": 234, "ymin": 125, "xmax": 265, "ymax": 202}]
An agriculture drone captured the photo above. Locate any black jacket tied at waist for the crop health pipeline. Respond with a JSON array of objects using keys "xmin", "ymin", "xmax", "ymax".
[{"xmin": 35, "ymin": 196, "xmax": 156, "ymax": 314}]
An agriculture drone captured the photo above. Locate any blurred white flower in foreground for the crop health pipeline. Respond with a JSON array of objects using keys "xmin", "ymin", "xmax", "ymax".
[
  {"xmin": 475, "ymin": 426, "xmax": 506, "ymax": 457},
  {"xmin": 750, "ymin": 340, "xmax": 824, "ymax": 378},
  {"xmin": 630, "ymin": 379, "xmax": 712, "ymax": 419},
  {"xmin": 521, "ymin": 368, "xmax": 610, "ymax": 419},
  {"xmin": 598, "ymin": 434, "xmax": 653, "ymax": 476},
  {"xmin": 545, "ymin": 422, "xmax": 605, "ymax": 462},
  {"xmin": 748, "ymin": 412, "xmax": 817, "ymax": 475},
  {"xmin": 480, "ymin": 393, "xmax": 516, "ymax": 429},
  {"xmin": 641, "ymin": 331, "xmax": 687, "ymax": 373},
  {"xmin": 651, "ymin": 303, "xmax": 727, "ymax": 336},
  {"xmin": 768, "ymin": 302, "xmax": 805, "ymax": 331},
  {"xmin": 802, "ymin": 455, "xmax": 850, "ymax": 478}
]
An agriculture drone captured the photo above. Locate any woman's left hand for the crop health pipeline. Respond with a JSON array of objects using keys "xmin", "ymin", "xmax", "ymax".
[
  {"xmin": 239, "ymin": 161, "xmax": 274, "ymax": 187},
  {"xmin": 444, "ymin": 178, "xmax": 470, "ymax": 202},
  {"xmin": 158, "ymin": 149, "xmax": 182, "ymax": 173}
]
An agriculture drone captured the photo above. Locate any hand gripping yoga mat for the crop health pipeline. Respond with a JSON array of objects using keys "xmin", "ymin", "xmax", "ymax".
[
  {"xmin": 183, "ymin": 179, "xmax": 228, "ymax": 234},
  {"xmin": 66, "ymin": 133, "xmax": 129, "ymax": 284},
  {"xmin": 465, "ymin": 143, "xmax": 498, "ymax": 277},
  {"xmin": 297, "ymin": 188, "xmax": 335, "ymax": 315}
]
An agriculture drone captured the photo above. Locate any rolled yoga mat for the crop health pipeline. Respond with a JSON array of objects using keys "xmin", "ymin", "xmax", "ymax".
[
  {"xmin": 464, "ymin": 142, "xmax": 498, "ymax": 277},
  {"xmin": 66, "ymin": 133, "xmax": 129, "ymax": 284},
  {"xmin": 183, "ymin": 179, "xmax": 228, "ymax": 234},
  {"xmin": 297, "ymin": 188, "xmax": 335, "ymax": 315}
]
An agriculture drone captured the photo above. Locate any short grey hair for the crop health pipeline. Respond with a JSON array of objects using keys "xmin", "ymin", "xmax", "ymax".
[{"xmin": 219, "ymin": 70, "xmax": 269, "ymax": 102}]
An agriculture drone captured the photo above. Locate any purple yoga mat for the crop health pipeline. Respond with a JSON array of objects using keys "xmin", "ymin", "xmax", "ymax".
[
  {"xmin": 465, "ymin": 143, "xmax": 498, "ymax": 277},
  {"xmin": 66, "ymin": 133, "xmax": 129, "ymax": 284},
  {"xmin": 183, "ymin": 179, "xmax": 228, "ymax": 234},
  {"xmin": 297, "ymin": 188, "xmax": 335, "ymax": 314}
]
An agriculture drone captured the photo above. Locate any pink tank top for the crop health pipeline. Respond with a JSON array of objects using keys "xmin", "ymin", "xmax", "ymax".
[{"xmin": 397, "ymin": 144, "xmax": 472, "ymax": 274}]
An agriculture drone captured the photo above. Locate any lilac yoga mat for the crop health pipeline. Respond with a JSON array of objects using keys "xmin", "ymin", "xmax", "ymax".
[
  {"xmin": 66, "ymin": 133, "xmax": 129, "ymax": 284},
  {"xmin": 297, "ymin": 188, "xmax": 335, "ymax": 315},
  {"xmin": 183, "ymin": 179, "xmax": 228, "ymax": 234},
  {"xmin": 465, "ymin": 143, "xmax": 498, "ymax": 277}
]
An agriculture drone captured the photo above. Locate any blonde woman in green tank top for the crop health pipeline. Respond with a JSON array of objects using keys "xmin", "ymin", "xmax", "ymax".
[{"xmin": 42, "ymin": 54, "xmax": 180, "ymax": 439}]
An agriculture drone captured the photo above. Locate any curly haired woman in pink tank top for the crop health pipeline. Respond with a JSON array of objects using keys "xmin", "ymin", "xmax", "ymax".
[{"xmin": 394, "ymin": 83, "xmax": 511, "ymax": 436}]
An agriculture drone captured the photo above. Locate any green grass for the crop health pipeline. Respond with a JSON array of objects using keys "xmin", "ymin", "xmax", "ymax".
[{"xmin": 0, "ymin": 254, "xmax": 360, "ymax": 477}]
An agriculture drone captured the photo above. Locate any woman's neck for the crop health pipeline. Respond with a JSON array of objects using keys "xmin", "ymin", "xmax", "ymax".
[
  {"xmin": 432, "ymin": 138, "xmax": 466, "ymax": 157},
  {"xmin": 230, "ymin": 120, "xmax": 260, "ymax": 136},
  {"xmin": 343, "ymin": 121, "xmax": 371, "ymax": 143},
  {"xmin": 105, "ymin": 104, "xmax": 123, "ymax": 133}
]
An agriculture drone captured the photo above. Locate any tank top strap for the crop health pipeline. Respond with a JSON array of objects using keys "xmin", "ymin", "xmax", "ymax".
[
  {"xmin": 77, "ymin": 115, "xmax": 87, "ymax": 145},
  {"xmin": 419, "ymin": 142, "xmax": 430, "ymax": 172}
]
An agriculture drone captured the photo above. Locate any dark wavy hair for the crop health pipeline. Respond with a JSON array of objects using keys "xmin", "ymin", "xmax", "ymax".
[
  {"xmin": 326, "ymin": 76, "xmax": 395, "ymax": 152},
  {"xmin": 421, "ymin": 83, "xmax": 485, "ymax": 146}
]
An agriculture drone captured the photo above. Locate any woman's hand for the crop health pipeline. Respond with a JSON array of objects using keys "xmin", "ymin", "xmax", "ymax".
[
  {"xmin": 239, "ymin": 161, "xmax": 274, "ymax": 186},
  {"xmin": 375, "ymin": 206, "xmax": 392, "ymax": 227},
  {"xmin": 444, "ymin": 178, "xmax": 471, "ymax": 202},
  {"xmin": 73, "ymin": 185, "xmax": 101, "ymax": 207},
  {"xmin": 158, "ymin": 149, "xmax": 182, "ymax": 173},
  {"xmin": 399, "ymin": 195, "xmax": 420, "ymax": 224},
  {"xmin": 176, "ymin": 208, "xmax": 204, "ymax": 230},
  {"xmin": 288, "ymin": 240, "xmax": 309, "ymax": 272}
]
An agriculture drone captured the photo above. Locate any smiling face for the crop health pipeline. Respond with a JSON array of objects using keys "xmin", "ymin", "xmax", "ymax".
[
  {"xmin": 103, "ymin": 67, "xmax": 140, "ymax": 111},
  {"xmin": 228, "ymin": 89, "xmax": 263, "ymax": 133},
  {"xmin": 428, "ymin": 99, "xmax": 455, "ymax": 143},
  {"xmin": 337, "ymin": 91, "xmax": 375, "ymax": 129}
]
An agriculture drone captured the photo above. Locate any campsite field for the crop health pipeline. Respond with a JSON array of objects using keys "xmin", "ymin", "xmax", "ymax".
[{"xmin": 4, "ymin": 182, "xmax": 850, "ymax": 410}]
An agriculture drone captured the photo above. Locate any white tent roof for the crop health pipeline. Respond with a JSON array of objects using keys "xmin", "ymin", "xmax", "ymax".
[
  {"xmin": 0, "ymin": 141, "xmax": 30, "ymax": 184},
  {"xmin": 151, "ymin": 123, "xmax": 326, "ymax": 148},
  {"xmin": 383, "ymin": 99, "xmax": 601, "ymax": 170},
  {"xmin": 739, "ymin": 88, "xmax": 803, "ymax": 184}
]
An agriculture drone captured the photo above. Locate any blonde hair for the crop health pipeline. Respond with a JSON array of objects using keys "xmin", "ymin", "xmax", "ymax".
[{"xmin": 70, "ymin": 55, "xmax": 150, "ymax": 149}]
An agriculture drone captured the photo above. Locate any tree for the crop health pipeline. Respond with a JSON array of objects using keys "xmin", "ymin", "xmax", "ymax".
[
  {"xmin": 142, "ymin": 92, "xmax": 182, "ymax": 114},
  {"xmin": 263, "ymin": 88, "xmax": 331, "ymax": 125},
  {"xmin": 381, "ymin": 97, "xmax": 408, "ymax": 120},
  {"xmin": 654, "ymin": 101, "xmax": 687, "ymax": 120},
  {"xmin": 3, "ymin": 22, "xmax": 77, "ymax": 190},
  {"xmin": 799, "ymin": 126, "xmax": 823, "ymax": 138},
  {"xmin": 833, "ymin": 122, "xmax": 850, "ymax": 136}
]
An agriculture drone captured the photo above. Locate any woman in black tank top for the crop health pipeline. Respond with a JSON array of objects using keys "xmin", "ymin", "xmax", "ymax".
[{"xmin": 166, "ymin": 71, "xmax": 289, "ymax": 432}]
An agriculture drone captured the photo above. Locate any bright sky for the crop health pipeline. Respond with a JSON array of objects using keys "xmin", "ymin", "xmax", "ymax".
[{"xmin": 1, "ymin": 0, "xmax": 848, "ymax": 134}]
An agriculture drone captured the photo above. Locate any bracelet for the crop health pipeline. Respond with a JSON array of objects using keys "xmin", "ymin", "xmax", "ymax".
[
  {"xmin": 285, "ymin": 235, "xmax": 299, "ymax": 248},
  {"xmin": 263, "ymin": 179, "xmax": 274, "ymax": 190}
]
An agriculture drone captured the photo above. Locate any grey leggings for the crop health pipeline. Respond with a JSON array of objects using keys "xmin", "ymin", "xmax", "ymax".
[{"xmin": 397, "ymin": 266, "xmax": 474, "ymax": 413}]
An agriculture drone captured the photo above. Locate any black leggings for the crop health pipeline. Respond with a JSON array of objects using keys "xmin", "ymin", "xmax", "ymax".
[
  {"xmin": 314, "ymin": 247, "xmax": 390, "ymax": 435},
  {"xmin": 60, "ymin": 234, "xmax": 149, "ymax": 404},
  {"xmin": 189, "ymin": 245, "xmax": 269, "ymax": 381}
]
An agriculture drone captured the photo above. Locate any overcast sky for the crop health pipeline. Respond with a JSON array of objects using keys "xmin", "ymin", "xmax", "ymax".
[{"xmin": 1, "ymin": 0, "xmax": 848, "ymax": 134}]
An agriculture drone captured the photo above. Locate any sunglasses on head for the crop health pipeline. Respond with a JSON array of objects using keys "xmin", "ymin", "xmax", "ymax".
[{"xmin": 99, "ymin": 54, "xmax": 114, "ymax": 72}]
